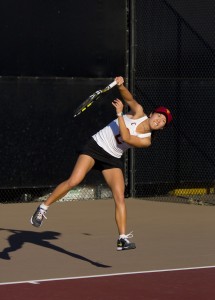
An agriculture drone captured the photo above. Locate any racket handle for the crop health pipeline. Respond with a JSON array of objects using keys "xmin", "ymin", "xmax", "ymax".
[{"xmin": 108, "ymin": 80, "xmax": 117, "ymax": 88}]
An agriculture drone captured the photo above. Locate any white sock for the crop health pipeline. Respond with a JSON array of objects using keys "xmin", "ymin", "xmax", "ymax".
[
  {"xmin": 40, "ymin": 203, "xmax": 49, "ymax": 211},
  {"xmin": 119, "ymin": 234, "xmax": 126, "ymax": 239}
]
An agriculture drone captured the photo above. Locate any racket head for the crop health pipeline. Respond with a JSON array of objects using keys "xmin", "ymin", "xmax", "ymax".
[
  {"xmin": 73, "ymin": 90, "xmax": 102, "ymax": 117},
  {"xmin": 73, "ymin": 80, "xmax": 117, "ymax": 117}
]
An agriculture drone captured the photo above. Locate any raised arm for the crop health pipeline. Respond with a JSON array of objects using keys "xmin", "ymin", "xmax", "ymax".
[{"xmin": 115, "ymin": 76, "xmax": 144, "ymax": 117}]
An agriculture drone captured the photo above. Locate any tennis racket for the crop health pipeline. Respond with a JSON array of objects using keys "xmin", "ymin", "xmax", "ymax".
[{"xmin": 73, "ymin": 80, "xmax": 117, "ymax": 117}]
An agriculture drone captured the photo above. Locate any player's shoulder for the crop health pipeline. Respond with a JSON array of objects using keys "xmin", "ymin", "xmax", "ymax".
[{"xmin": 129, "ymin": 102, "xmax": 144, "ymax": 116}]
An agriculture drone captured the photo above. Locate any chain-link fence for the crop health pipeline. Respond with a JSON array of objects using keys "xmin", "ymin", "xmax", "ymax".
[
  {"xmin": 132, "ymin": 0, "xmax": 215, "ymax": 204},
  {"xmin": 0, "ymin": 77, "xmax": 119, "ymax": 203},
  {"xmin": 1, "ymin": 0, "xmax": 215, "ymax": 204},
  {"xmin": 0, "ymin": 0, "xmax": 127, "ymax": 204}
]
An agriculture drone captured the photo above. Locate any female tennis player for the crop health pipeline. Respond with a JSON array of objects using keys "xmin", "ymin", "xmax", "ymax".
[{"xmin": 30, "ymin": 76, "xmax": 172, "ymax": 251}]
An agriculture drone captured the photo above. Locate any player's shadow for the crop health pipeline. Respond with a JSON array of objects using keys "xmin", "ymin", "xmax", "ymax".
[{"xmin": 0, "ymin": 228, "xmax": 111, "ymax": 268}]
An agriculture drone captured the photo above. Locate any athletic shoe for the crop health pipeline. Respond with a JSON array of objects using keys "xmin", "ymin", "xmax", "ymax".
[
  {"xmin": 30, "ymin": 206, "xmax": 47, "ymax": 227},
  {"xmin": 117, "ymin": 232, "xmax": 136, "ymax": 251}
]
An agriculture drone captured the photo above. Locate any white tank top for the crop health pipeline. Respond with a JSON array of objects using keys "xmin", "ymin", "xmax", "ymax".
[{"xmin": 92, "ymin": 115, "xmax": 151, "ymax": 158}]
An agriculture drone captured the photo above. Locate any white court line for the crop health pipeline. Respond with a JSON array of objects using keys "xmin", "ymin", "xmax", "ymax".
[{"xmin": 1, "ymin": 265, "xmax": 215, "ymax": 286}]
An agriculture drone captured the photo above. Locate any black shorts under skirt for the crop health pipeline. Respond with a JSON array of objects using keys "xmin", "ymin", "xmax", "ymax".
[{"xmin": 80, "ymin": 138, "xmax": 123, "ymax": 171}]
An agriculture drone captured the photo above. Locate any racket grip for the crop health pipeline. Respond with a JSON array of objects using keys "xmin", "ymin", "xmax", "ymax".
[{"xmin": 108, "ymin": 80, "xmax": 117, "ymax": 88}]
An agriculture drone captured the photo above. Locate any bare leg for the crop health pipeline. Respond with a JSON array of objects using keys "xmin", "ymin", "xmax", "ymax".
[
  {"xmin": 44, "ymin": 155, "xmax": 95, "ymax": 206},
  {"xmin": 102, "ymin": 168, "xmax": 126, "ymax": 235}
]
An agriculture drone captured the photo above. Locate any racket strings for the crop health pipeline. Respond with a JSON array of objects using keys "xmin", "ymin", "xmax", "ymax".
[{"xmin": 73, "ymin": 80, "xmax": 117, "ymax": 117}]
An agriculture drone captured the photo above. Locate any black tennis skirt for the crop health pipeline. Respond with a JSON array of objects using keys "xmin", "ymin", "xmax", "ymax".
[{"xmin": 80, "ymin": 138, "xmax": 123, "ymax": 171}]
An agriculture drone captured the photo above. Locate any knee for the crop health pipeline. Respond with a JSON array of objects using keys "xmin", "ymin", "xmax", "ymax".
[
  {"xmin": 113, "ymin": 192, "xmax": 125, "ymax": 206},
  {"xmin": 66, "ymin": 178, "xmax": 79, "ymax": 190}
]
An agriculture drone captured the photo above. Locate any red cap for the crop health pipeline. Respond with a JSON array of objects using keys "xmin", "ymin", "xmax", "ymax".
[{"xmin": 154, "ymin": 106, "xmax": 173, "ymax": 125}]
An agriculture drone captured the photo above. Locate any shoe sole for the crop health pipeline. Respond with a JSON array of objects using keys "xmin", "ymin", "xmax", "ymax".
[{"xmin": 117, "ymin": 246, "xmax": 136, "ymax": 251}]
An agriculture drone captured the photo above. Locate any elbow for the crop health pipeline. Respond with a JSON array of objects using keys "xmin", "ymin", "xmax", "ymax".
[
  {"xmin": 135, "ymin": 139, "xmax": 152, "ymax": 148},
  {"xmin": 143, "ymin": 141, "xmax": 152, "ymax": 148}
]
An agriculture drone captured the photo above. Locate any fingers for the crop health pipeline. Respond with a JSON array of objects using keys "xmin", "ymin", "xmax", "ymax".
[
  {"xmin": 112, "ymin": 98, "xmax": 124, "ymax": 113},
  {"xmin": 112, "ymin": 98, "xmax": 122, "ymax": 106}
]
